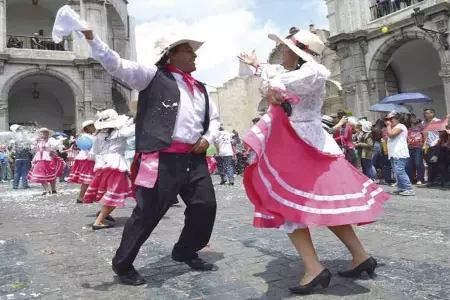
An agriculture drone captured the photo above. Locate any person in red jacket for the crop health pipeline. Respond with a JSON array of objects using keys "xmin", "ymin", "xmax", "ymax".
[{"xmin": 333, "ymin": 110, "xmax": 357, "ymax": 166}]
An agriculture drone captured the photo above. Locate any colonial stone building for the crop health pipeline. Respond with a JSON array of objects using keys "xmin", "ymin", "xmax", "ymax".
[
  {"xmin": 0, "ymin": 0, "xmax": 137, "ymax": 132},
  {"xmin": 210, "ymin": 25, "xmax": 343, "ymax": 134},
  {"xmin": 326, "ymin": 0, "xmax": 450, "ymax": 119}
]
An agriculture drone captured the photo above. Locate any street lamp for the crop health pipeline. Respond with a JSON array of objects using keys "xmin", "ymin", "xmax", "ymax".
[{"xmin": 411, "ymin": 7, "xmax": 449, "ymax": 50}]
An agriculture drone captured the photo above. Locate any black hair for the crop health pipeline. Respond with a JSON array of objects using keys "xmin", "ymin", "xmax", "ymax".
[
  {"xmin": 424, "ymin": 108, "xmax": 435, "ymax": 115},
  {"xmin": 104, "ymin": 128, "xmax": 115, "ymax": 141}
]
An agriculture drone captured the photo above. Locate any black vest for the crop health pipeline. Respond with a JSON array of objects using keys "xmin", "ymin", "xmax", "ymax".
[{"xmin": 135, "ymin": 68, "xmax": 210, "ymax": 153}]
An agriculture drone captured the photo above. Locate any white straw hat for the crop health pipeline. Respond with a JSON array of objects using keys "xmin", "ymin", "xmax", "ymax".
[
  {"xmin": 94, "ymin": 109, "xmax": 128, "ymax": 130},
  {"xmin": 155, "ymin": 37, "xmax": 203, "ymax": 65},
  {"xmin": 361, "ymin": 121, "xmax": 373, "ymax": 133},
  {"xmin": 81, "ymin": 120, "xmax": 94, "ymax": 129},
  {"xmin": 268, "ymin": 30, "xmax": 325, "ymax": 63}
]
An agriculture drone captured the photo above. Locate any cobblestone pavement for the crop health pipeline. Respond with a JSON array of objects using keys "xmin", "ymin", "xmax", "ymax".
[{"xmin": 0, "ymin": 176, "xmax": 449, "ymax": 300}]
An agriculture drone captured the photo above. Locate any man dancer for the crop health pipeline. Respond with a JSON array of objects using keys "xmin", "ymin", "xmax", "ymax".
[{"xmin": 82, "ymin": 29, "xmax": 220, "ymax": 285}]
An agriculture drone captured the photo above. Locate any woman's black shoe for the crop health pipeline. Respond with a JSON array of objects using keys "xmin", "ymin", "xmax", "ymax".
[
  {"xmin": 289, "ymin": 269, "xmax": 332, "ymax": 295},
  {"xmin": 96, "ymin": 211, "xmax": 116, "ymax": 222},
  {"xmin": 184, "ymin": 257, "xmax": 218, "ymax": 271},
  {"xmin": 337, "ymin": 257, "xmax": 377, "ymax": 278}
]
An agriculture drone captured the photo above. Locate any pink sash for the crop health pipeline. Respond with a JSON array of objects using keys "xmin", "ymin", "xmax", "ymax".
[{"xmin": 132, "ymin": 142, "xmax": 193, "ymax": 188}]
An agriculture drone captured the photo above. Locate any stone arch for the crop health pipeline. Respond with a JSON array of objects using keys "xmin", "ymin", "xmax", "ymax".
[
  {"xmin": 368, "ymin": 29, "xmax": 449, "ymax": 106},
  {"xmin": 107, "ymin": 3, "xmax": 128, "ymax": 58},
  {"xmin": 112, "ymin": 83, "xmax": 130, "ymax": 115},
  {"xmin": 1, "ymin": 67, "xmax": 83, "ymax": 127}
]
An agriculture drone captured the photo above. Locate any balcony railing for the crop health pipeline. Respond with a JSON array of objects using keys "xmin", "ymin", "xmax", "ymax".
[
  {"xmin": 370, "ymin": 0, "xmax": 425, "ymax": 21},
  {"xmin": 6, "ymin": 35, "xmax": 72, "ymax": 51}
]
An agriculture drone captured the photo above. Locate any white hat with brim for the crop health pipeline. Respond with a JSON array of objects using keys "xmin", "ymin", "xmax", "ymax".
[
  {"xmin": 39, "ymin": 127, "xmax": 51, "ymax": 133},
  {"xmin": 155, "ymin": 39, "xmax": 204, "ymax": 65},
  {"xmin": 268, "ymin": 30, "xmax": 325, "ymax": 63},
  {"xmin": 81, "ymin": 120, "xmax": 94, "ymax": 129},
  {"xmin": 361, "ymin": 121, "xmax": 373, "ymax": 133},
  {"xmin": 94, "ymin": 109, "xmax": 129, "ymax": 130}
]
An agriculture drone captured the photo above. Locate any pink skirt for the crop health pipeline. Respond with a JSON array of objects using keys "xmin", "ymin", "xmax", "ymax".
[
  {"xmin": 27, "ymin": 160, "xmax": 57, "ymax": 183},
  {"xmin": 68, "ymin": 160, "xmax": 95, "ymax": 185},
  {"xmin": 52, "ymin": 156, "xmax": 66, "ymax": 178},
  {"xmin": 243, "ymin": 106, "xmax": 391, "ymax": 229},
  {"xmin": 83, "ymin": 168, "xmax": 134, "ymax": 207}
]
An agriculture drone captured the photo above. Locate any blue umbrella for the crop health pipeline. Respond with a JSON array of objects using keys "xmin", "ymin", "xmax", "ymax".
[
  {"xmin": 369, "ymin": 103, "xmax": 411, "ymax": 114},
  {"xmin": 381, "ymin": 93, "xmax": 431, "ymax": 104},
  {"xmin": 52, "ymin": 132, "xmax": 68, "ymax": 138}
]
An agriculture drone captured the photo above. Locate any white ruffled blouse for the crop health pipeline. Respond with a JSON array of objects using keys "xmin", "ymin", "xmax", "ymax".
[{"xmin": 92, "ymin": 125, "xmax": 136, "ymax": 172}]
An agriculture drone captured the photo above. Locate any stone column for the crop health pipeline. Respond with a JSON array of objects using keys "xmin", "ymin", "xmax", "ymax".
[
  {"xmin": 336, "ymin": 39, "xmax": 372, "ymax": 117},
  {"xmin": 0, "ymin": 98, "xmax": 8, "ymax": 131},
  {"xmin": 439, "ymin": 62, "xmax": 450, "ymax": 112},
  {"xmin": 0, "ymin": 0, "xmax": 6, "ymax": 52}
]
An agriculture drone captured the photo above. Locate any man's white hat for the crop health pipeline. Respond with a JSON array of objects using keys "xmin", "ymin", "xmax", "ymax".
[
  {"xmin": 94, "ymin": 109, "xmax": 128, "ymax": 130},
  {"xmin": 155, "ymin": 38, "xmax": 203, "ymax": 65},
  {"xmin": 81, "ymin": 120, "xmax": 94, "ymax": 129},
  {"xmin": 268, "ymin": 30, "xmax": 325, "ymax": 63}
]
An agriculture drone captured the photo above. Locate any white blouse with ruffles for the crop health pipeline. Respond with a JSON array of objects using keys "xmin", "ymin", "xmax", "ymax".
[{"xmin": 92, "ymin": 124, "xmax": 135, "ymax": 172}]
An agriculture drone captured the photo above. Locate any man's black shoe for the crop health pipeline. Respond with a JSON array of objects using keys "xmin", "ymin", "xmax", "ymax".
[
  {"xmin": 184, "ymin": 257, "xmax": 218, "ymax": 271},
  {"xmin": 112, "ymin": 264, "xmax": 146, "ymax": 286}
]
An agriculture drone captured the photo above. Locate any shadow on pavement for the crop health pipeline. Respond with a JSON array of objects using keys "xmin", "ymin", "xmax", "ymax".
[{"xmin": 242, "ymin": 239, "xmax": 371, "ymax": 299}]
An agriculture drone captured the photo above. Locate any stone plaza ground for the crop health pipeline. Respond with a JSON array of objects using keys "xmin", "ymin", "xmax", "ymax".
[{"xmin": 0, "ymin": 176, "xmax": 449, "ymax": 300}]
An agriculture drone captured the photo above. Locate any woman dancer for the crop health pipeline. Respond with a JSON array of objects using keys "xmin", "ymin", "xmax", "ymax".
[
  {"xmin": 27, "ymin": 128, "xmax": 65, "ymax": 195},
  {"xmin": 239, "ymin": 30, "xmax": 390, "ymax": 294},
  {"xmin": 68, "ymin": 120, "xmax": 96, "ymax": 203},
  {"xmin": 83, "ymin": 109, "xmax": 135, "ymax": 230}
]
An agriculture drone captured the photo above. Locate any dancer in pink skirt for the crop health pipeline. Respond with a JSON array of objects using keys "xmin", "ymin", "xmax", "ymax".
[
  {"xmin": 27, "ymin": 128, "xmax": 65, "ymax": 195},
  {"xmin": 68, "ymin": 120, "xmax": 96, "ymax": 203},
  {"xmin": 83, "ymin": 109, "xmax": 135, "ymax": 230},
  {"xmin": 239, "ymin": 29, "xmax": 390, "ymax": 294}
]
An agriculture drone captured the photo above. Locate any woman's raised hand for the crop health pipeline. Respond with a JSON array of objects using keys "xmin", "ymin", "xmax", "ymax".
[
  {"xmin": 267, "ymin": 88, "xmax": 283, "ymax": 105},
  {"xmin": 238, "ymin": 50, "xmax": 259, "ymax": 68}
]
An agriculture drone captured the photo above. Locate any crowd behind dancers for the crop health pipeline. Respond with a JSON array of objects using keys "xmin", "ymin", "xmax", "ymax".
[{"xmin": 318, "ymin": 107, "xmax": 450, "ymax": 196}]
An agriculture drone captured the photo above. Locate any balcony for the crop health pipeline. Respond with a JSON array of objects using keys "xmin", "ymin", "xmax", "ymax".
[
  {"xmin": 6, "ymin": 35, "xmax": 72, "ymax": 51},
  {"xmin": 370, "ymin": 0, "xmax": 425, "ymax": 21}
]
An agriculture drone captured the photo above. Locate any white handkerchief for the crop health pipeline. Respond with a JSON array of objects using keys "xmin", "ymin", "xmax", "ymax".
[{"xmin": 52, "ymin": 5, "xmax": 90, "ymax": 43}]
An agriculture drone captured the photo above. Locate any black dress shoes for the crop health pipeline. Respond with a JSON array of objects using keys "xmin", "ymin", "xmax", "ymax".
[
  {"xmin": 184, "ymin": 257, "xmax": 218, "ymax": 271},
  {"xmin": 337, "ymin": 257, "xmax": 377, "ymax": 278},
  {"xmin": 112, "ymin": 263, "xmax": 146, "ymax": 286},
  {"xmin": 289, "ymin": 269, "xmax": 332, "ymax": 295}
]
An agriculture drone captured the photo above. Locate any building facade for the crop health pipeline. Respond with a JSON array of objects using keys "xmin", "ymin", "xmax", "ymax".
[
  {"xmin": 326, "ymin": 0, "xmax": 450, "ymax": 119},
  {"xmin": 0, "ymin": 0, "xmax": 137, "ymax": 132},
  {"xmin": 210, "ymin": 25, "xmax": 343, "ymax": 134}
]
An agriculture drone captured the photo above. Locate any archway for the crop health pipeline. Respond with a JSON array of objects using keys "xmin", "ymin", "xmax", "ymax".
[
  {"xmin": 107, "ymin": 4, "xmax": 128, "ymax": 58},
  {"xmin": 368, "ymin": 30, "xmax": 449, "ymax": 117},
  {"xmin": 7, "ymin": 74, "xmax": 75, "ymax": 132},
  {"xmin": 112, "ymin": 88, "xmax": 130, "ymax": 115}
]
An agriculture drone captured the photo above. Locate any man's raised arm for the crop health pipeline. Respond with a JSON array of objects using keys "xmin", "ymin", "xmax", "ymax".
[{"xmin": 82, "ymin": 30, "xmax": 157, "ymax": 92}]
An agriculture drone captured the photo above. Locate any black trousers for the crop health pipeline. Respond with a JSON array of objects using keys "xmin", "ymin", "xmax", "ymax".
[{"xmin": 113, "ymin": 152, "xmax": 217, "ymax": 273}]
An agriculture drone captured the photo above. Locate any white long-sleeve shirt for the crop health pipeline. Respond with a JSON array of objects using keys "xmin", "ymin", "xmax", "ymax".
[{"xmin": 88, "ymin": 36, "xmax": 220, "ymax": 145}]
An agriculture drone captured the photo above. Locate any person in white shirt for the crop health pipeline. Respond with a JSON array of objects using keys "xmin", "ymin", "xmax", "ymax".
[
  {"xmin": 81, "ymin": 25, "xmax": 220, "ymax": 285},
  {"xmin": 215, "ymin": 125, "xmax": 235, "ymax": 185},
  {"xmin": 385, "ymin": 111, "xmax": 414, "ymax": 196}
]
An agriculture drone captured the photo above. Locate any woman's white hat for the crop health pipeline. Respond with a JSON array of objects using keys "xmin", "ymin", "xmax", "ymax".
[
  {"xmin": 39, "ymin": 127, "xmax": 51, "ymax": 133},
  {"xmin": 94, "ymin": 109, "xmax": 128, "ymax": 130},
  {"xmin": 361, "ymin": 121, "xmax": 373, "ymax": 133},
  {"xmin": 154, "ymin": 37, "xmax": 203, "ymax": 65},
  {"xmin": 268, "ymin": 30, "xmax": 325, "ymax": 63},
  {"xmin": 81, "ymin": 120, "xmax": 94, "ymax": 129}
]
